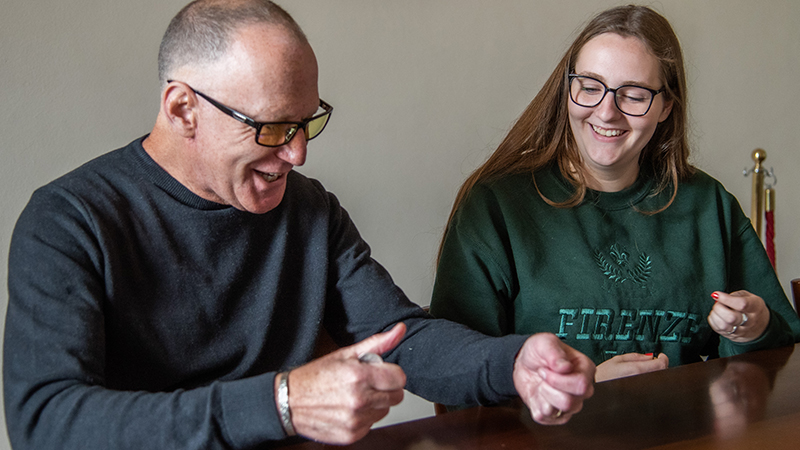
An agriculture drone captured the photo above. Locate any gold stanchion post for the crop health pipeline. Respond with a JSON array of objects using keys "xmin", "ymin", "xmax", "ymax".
[{"xmin": 750, "ymin": 149, "xmax": 766, "ymax": 236}]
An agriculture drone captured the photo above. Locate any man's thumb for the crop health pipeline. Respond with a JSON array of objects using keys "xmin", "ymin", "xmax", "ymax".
[{"xmin": 352, "ymin": 322, "xmax": 406, "ymax": 358}]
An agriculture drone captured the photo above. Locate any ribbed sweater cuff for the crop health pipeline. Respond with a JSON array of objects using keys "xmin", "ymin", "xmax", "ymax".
[{"xmin": 220, "ymin": 373, "xmax": 285, "ymax": 448}]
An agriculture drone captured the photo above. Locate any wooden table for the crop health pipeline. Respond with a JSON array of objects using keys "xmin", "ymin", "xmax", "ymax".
[{"xmin": 283, "ymin": 343, "xmax": 800, "ymax": 449}]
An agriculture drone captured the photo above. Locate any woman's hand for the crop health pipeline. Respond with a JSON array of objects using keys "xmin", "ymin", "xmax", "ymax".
[
  {"xmin": 707, "ymin": 290, "xmax": 769, "ymax": 343},
  {"xmin": 595, "ymin": 353, "xmax": 669, "ymax": 382}
]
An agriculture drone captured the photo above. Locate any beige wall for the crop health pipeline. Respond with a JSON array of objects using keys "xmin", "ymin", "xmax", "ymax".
[{"xmin": 1, "ymin": 0, "xmax": 798, "ymax": 446}]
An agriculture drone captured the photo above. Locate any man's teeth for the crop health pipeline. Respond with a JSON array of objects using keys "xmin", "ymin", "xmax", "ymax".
[
  {"xmin": 261, "ymin": 172, "xmax": 280, "ymax": 182},
  {"xmin": 592, "ymin": 125, "xmax": 622, "ymax": 137}
]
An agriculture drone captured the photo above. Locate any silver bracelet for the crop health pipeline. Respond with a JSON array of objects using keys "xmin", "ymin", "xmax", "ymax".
[{"xmin": 277, "ymin": 371, "xmax": 296, "ymax": 436}]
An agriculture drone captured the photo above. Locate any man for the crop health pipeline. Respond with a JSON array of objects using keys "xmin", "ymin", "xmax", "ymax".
[{"xmin": 4, "ymin": 1, "xmax": 595, "ymax": 448}]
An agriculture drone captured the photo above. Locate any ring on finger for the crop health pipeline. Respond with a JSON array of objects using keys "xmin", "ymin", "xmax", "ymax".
[
  {"xmin": 739, "ymin": 313, "xmax": 748, "ymax": 327},
  {"xmin": 554, "ymin": 409, "xmax": 563, "ymax": 419},
  {"xmin": 727, "ymin": 325, "xmax": 738, "ymax": 335}
]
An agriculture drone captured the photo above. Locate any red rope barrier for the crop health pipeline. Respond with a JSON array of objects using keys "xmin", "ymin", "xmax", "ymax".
[{"xmin": 765, "ymin": 210, "xmax": 775, "ymax": 268}]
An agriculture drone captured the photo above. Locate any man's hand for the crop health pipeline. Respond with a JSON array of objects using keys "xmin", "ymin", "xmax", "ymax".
[
  {"xmin": 595, "ymin": 352, "xmax": 669, "ymax": 382},
  {"xmin": 708, "ymin": 290, "xmax": 770, "ymax": 343},
  {"xmin": 279, "ymin": 323, "xmax": 408, "ymax": 444},
  {"xmin": 513, "ymin": 333, "xmax": 595, "ymax": 425}
]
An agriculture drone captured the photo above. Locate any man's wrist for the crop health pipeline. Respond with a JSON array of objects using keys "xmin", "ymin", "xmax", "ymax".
[{"xmin": 277, "ymin": 371, "xmax": 296, "ymax": 436}]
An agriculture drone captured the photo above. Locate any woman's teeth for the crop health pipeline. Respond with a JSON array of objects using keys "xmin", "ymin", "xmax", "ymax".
[{"xmin": 592, "ymin": 125, "xmax": 622, "ymax": 137}]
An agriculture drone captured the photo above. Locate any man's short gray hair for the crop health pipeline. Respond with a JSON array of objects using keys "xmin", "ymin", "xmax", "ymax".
[{"xmin": 158, "ymin": 0, "xmax": 307, "ymax": 86}]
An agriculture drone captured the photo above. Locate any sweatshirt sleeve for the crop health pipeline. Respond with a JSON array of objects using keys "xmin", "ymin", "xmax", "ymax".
[
  {"xmin": 4, "ymin": 188, "xmax": 288, "ymax": 450},
  {"xmin": 718, "ymin": 206, "xmax": 800, "ymax": 357},
  {"xmin": 429, "ymin": 184, "xmax": 517, "ymax": 338}
]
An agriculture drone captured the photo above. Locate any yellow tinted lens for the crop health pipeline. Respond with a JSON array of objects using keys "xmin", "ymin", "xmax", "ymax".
[
  {"xmin": 258, "ymin": 124, "xmax": 294, "ymax": 146},
  {"xmin": 306, "ymin": 114, "xmax": 330, "ymax": 140}
]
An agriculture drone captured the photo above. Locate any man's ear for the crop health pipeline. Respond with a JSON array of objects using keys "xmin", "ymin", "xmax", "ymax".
[{"xmin": 162, "ymin": 83, "xmax": 198, "ymax": 138}]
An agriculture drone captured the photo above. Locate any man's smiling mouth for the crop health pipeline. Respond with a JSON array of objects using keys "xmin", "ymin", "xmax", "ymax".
[{"xmin": 257, "ymin": 171, "xmax": 282, "ymax": 182}]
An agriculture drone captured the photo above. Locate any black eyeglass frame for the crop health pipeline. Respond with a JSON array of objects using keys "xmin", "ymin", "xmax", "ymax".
[
  {"xmin": 568, "ymin": 74, "xmax": 665, "ymax": 117},
  {"xmin": 167, "ymin": 80, "xmax": 333, "ymax": 147}
]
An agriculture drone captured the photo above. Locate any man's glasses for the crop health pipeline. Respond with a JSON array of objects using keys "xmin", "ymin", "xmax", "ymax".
[
  {"xmin": 568, "ymin": 74, "xmax": 664, "ymax": 117},
  {"xmin": 169, "ymin": 80, "xmax": 333, "ymax": 147}
]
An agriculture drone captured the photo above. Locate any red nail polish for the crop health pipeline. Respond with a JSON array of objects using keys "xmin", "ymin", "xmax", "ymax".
[
  {"xmin": 711, "ymin": 292, "xmax": 719, "ymax": 300},
  {"xmin": 644, "ymin": 353, "xmax": 653, "ymax": 357}
]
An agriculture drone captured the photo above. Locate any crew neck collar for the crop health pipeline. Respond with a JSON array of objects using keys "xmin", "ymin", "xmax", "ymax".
[{"xmin": 543, "ymin": 164, "xmax": 656, "ymax": 211}]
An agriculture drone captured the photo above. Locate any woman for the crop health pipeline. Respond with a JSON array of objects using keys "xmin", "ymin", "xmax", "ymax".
[{"xmin": 430, "ymin": 5, "xmax": 800, "ymax": 386}]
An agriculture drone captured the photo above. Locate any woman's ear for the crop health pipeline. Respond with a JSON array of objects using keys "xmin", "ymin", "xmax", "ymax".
[
  {"xmin": 657, "ymin": 98, "xmax": 673, "ymax": 123},
  {"xmin": 162, "ymin": 82, "xmax": 198, "ymax": 137}
]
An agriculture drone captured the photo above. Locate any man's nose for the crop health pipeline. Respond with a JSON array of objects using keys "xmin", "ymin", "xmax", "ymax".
[{"xmin": 278, "ymin": 130, "xmax": 308, "ymax": 166}]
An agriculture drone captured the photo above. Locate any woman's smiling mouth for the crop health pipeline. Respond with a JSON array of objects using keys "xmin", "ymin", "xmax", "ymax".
[{"xmin": 592, "ymin": 124, "xmax": 625, "ymax": 137}]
